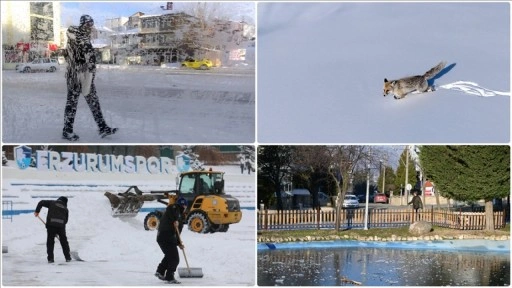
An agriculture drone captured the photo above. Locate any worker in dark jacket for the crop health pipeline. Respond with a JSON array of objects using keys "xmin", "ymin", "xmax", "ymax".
[
  {"xmin": 63, "ymin": 14, "xmax": 117, "ymax": 141},
  {"xmin": 34, "ymin": 196, "xmax": 71, "ymax": 263},
  {"xmin": 155, "ymin": 197, "xmax": 187, "ymax": 283}
]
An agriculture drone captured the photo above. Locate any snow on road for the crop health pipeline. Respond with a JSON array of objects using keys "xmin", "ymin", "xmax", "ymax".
[{"xmin": 2, "ymin": 65, "xmax": 255, "ymax": 143}]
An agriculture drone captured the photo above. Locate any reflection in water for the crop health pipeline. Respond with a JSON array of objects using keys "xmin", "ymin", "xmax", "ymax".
[{"xmin": 258, "ymin": 247, "xmax": 510, "ymax": 286}]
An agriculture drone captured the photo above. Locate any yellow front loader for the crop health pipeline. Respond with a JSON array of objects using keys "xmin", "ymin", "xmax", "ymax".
[{"xmin": 104, "ymin": 171, "xmax": 242, "ymax": 233}]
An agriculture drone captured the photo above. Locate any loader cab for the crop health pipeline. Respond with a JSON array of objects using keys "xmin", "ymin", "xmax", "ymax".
[{"xmin": 178, "ymin": 171, "xmax": 225, "ymax": 206}]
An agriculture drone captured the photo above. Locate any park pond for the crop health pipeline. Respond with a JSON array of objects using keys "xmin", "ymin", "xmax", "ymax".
[{"xmin": 257, "ymin": 240, "xmax": 510, "ymax": 286}]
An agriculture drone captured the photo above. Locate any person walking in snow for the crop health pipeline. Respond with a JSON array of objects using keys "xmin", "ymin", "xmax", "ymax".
[
  {"xmin": 245, "ymin": 160, "xmax": 252, "ymax": 175},
  {"xmin": 62, "ymin": 15, "xmax": 117, "ymax": 141},
  {"xmin": 240, "ymin": 158, "xmax": 245, "ymax": 174},
  {"xmin": 155, "ymin": 197, "xmax": 187, "ymax": 284},
  {"xmin": 34, "ymin": 196, "xmax": 71, "ymax": 263}
]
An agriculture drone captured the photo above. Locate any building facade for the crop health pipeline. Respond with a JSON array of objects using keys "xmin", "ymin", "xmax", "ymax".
[
  {"xmin": 102, "ymin": 11, "xmax": 255, "ymax": 66},
  {"xmin": 2, "ymin": 1, "xmax": 61, "ymax": 65}
]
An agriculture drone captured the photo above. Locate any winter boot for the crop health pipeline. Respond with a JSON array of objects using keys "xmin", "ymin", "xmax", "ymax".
[
  {"xmin": 165, "ymin": 273, "xmax": 180, "ymax": 284},
  {"xmin": 99, "ymin": 126, "xmax": 118, "ymax": 138},
  {"xmin": 155, "ymin": 272, "xmax": 165, "ymax": 280},
  {"xmin": 62, "ymin": 131, "xmax": 79, "ymax": 141}
]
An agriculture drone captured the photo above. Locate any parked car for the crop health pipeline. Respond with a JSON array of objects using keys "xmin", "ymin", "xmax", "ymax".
[
  {"xmin": 181, "ymin": 57, "xmax": 213, "ymax": 70},
  {"xmin": 342, "ymin": 194, "xmax": 359, "ymax": 209},
  {"xmin": 374, "ymin": 193, "xmax": 388, "ymax": 204},
  {"xmin": 16, "ymin": 58, "xmax": 59, "ymax": 73}
]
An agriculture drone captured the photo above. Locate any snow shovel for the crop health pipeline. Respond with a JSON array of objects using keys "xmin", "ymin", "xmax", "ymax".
[
  {"xmin": 37, "ymin": 215, "xmax": 84, "ymax": 261},
  {"xmin": 175, "ymin": 226, "xmax": 203, "ymax": 278}
]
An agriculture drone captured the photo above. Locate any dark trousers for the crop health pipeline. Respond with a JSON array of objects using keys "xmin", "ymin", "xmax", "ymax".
[
  {"xmin": 413, "ymin": 208, "xmax": 421, "ymax": 221},
  {"xmin": 47, "ymin": 226, "xmax": 71, "ymax": 261},
  {"xmin": 157, "ymin": 240, "xmax": 180, "ymax": 280},
  {"xmin": 64, "ymin": 69, "xmax": 106, "ymax": 133}
]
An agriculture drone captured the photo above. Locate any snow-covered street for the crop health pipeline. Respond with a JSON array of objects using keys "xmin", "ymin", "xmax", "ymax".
[
  {"xmin": 2, "ymin": 163, "xmax": 255, "ymax": 286},
  {"xmin": 2, "ymin": 65, "xmax": 255, "ymax": 143}
]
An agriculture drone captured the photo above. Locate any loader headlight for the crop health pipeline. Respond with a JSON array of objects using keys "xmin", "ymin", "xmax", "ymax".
[{"xmin": 212, "ymin": 199, "xmax": 217, "ymax": 205}]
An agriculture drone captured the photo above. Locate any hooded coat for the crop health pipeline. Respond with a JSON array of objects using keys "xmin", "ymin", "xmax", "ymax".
[{"xmin": 35, "ymin": 197, "xmax": 69, "ymax": 228}]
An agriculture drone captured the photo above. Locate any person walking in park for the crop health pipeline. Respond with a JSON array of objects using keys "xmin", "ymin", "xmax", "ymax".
[
  {"xmin": 408, "ymin": 189, "xmax": 423, "ymax": 221},
  {"xmin": 34, "ymin": 196, "xmax": 71, "ymax": 263},
  {"xmin": 63, "ymin": 14, "xmax": 117, "ymax": 141}
]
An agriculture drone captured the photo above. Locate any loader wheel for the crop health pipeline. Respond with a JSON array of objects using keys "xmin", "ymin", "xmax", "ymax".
[
  {"xmin": 210, "ymin": 224, "xmax": 229, "ymax": 233},
  {"xmin": 187, "ymin": 212, "xmax": 210, "ymax": 234},
  {"xmin": 144, "ymin": 212, "xmax": 161, "ymax": 231},
  {"xmin": 218, "ymin": 224, "xmax": 229, "ymax": 232}
]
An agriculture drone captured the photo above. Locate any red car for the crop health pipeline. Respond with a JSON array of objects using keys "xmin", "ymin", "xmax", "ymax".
[{"xmin": 374, "ymin": 193, "xmax": 388, "ymax": 204}]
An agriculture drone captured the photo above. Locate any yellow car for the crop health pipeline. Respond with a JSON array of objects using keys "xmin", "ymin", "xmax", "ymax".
[{"xmin": 181, "ymin": 58, "xmax": 213, "ymax": 70}]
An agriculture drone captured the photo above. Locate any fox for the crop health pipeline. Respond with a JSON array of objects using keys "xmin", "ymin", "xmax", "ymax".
[{"xmin": 383, "ymin": 61, "xmax": 446, "ymax": 99}]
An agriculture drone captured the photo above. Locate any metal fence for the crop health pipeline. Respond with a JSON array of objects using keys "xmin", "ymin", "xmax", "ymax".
[
  {"xmin": 257, "ymin": 207, "xmax": 507, "ymax": 231},
  {"xmin": 2, "ymin": 201, "xmax": 13, "ymax": 222}
]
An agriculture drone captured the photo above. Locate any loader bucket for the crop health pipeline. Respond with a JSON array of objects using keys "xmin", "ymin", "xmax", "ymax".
[{"xmin": 104, "ymin": 191, "xmax": 155, "ymax": 217}]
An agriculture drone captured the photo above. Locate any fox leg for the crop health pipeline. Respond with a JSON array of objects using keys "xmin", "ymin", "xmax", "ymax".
[{"xmin": 393, "ymin": 92, "xmax": 405, "ymax": 100}]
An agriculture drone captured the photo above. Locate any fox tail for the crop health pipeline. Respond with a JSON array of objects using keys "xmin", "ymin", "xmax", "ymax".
[{"xmin": 423, "ymin": 61, "xmax": 447, "ymax": 79}]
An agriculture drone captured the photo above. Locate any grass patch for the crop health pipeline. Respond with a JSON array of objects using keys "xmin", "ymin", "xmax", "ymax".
[
  {"xmin": 258, "ymin": 224, "xmax": 510, "ymax": 241},
  {"xmin": 259, "ymin": 226, "xmax": 412, "ymax": 239}
]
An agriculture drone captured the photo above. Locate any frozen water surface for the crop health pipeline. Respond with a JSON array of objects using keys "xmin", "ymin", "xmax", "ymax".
[{"xmin": 257, "ymin": 241, "xmax": 510, "ymax": 286}]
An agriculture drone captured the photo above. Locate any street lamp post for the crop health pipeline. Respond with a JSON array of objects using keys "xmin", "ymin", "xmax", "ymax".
[{"xmin": 364, "ymin": 163, "xmax": 370, "ymax": 230}]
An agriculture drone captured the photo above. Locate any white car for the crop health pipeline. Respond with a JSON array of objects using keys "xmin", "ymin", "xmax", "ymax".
[
  {"xmin": 342, "ymin": 194, "xmax": 359, "ymax": 209},
  {"xmin": 16, "ymin": 58, "xmax": 59, "ymax": 73}
]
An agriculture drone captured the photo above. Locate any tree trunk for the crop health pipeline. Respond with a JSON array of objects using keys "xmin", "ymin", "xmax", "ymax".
[
  {"xmin": 275, "ymin": 182, "xmax": 283, "ymax": 211},
  {"xmin": 484, "ymin": 200, "xmax": 494, "ymax": 231},
  {"xmin": 335, "ymin": 184, "xmax": 342, "ymax": 231}
]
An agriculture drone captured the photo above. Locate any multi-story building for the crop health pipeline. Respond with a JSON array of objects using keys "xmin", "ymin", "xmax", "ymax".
[
  {"xmin": 1, "ymin": 1, "xmax": 61, "ymax": 66},
  {"xmin": 100, "ymin": 11, "xmax": 255, "ymax": 66}
]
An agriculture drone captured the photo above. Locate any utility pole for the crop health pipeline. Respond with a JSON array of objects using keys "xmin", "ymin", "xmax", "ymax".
[
  {"xmin": 364, "ymin": 147, "xmax": 372, "ymax": 230},
  {"xmin": 380, "ymin": 160, "xmax": 386, "ymax": 194}
]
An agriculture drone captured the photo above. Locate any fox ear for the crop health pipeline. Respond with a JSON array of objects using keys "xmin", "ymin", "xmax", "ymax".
[{"xmin": 384, "ymin": 78, "xmax": 388, "ymax": 83}]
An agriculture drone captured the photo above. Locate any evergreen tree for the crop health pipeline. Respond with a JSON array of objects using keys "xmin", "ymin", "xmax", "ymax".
[
  {"xmin": 237, "ymin": 145, "xmax": 255, "ymax": 172},
  {"xmin": 420, "ymin": 145, "xmax": 510, "ymax": 230},
  {"xmin": 257, "ymin": 146, "xmax": 294, "ymax": 210},
  {"xmin": 177, "ymin": 145, "xmax": 204, "ymax": 171},
  {"xmin": 394, "ymin": 147, "xmax": 417, "ymax": 196}
]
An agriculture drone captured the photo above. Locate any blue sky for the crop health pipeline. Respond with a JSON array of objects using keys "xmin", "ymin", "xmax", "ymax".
[{"xmin": 60, "ymin": 1, "xmax": 255, "ymax": 27}]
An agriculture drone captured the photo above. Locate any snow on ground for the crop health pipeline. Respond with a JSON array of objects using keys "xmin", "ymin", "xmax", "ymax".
[
  {"xmin": 257, "ymin": 2, "xmax": 510, "ymax": 143},
  {"xmin": 2, "ymin": 65, "xmax": 255, "ymax": 143},
  {"xmin": 2, "ymin": 164, "xmax": 255, "ymax": 286}
]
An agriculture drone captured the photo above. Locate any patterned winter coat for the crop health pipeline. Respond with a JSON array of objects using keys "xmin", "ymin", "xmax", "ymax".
[{"xmin": 66, "ymin": 25, "xmax": 96, "ymax": 73}]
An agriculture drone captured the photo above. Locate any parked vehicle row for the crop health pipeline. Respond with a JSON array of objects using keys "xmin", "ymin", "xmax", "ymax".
[{"xmin": 13, "ymin": 57, "xmax": 214, "ymax": 73}]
